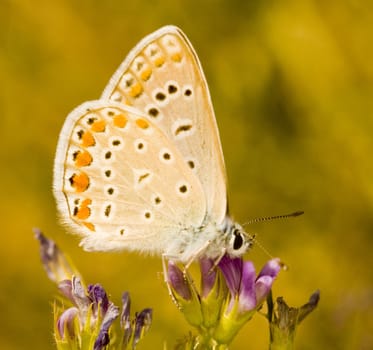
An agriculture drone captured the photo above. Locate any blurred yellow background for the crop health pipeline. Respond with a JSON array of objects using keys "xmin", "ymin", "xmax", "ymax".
[{"xmin": 1, "ymin": 0, "xmax": 372, "ymax": 349}]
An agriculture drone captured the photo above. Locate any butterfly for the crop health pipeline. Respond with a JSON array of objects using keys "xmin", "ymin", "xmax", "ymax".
[{"xmin": 53, "ymin": 25, "xmax": 253, "ymax": 265}]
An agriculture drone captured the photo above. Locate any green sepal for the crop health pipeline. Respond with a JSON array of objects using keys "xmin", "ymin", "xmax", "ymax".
[
  {"xmin": 200, "ymin": 271, "xmax": 227, "ymax": 328},
  {"xmin": 175, "ymin": 289, "xmax": 203, "ymax": 328},
  {"xmin": 213, "ymin": 297, "xmax": 256, "ymax": 345}
]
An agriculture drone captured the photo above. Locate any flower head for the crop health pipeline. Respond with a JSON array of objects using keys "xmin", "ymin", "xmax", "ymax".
[
  {"xmin": 167, "ymin": 255, "xmax": 281, "ymax": 347},
  {"xmin": 218, "ymin": 256, "xmax": 281, "ymax": 315},
  {"xmin": 54, "ymin": 276, "xmax": 120, "ymax": 349},
  {"xmin": 35, "ymin": 230, "xmax": 152, "ymax": 350},
  {"xmin": 213, "ymin": 256, "xmax": 281, "ymax": 344}
]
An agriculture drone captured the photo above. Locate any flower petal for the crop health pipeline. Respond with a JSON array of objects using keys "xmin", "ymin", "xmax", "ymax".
[
  {"xmin": 71, "ymin": 276, "xmax": 90, "ymax": 318},
  {"xmin": 218, "ymin": 255, "xmax": 243, "ymax": 295},
  {"xmin": 34, "ymin": 228, "xmax": 76, "ymax": 283},
  {"xmin": 257, "ymin": 258, "xmax": 281, "ymax": 280},
  {"xmin": 238, "ymin": 261, "xmax": 257, "ymax": 312},
  {"xmin": 121, "ymin": 292, "xmax": 132, "ymax": 348},
  {"xmin": 58, "ymin": 279, "xmax": 74, "ymax": 302},
  {"xmin": 255, "ymin": 259, "xmax": 281, "ymax": 305},
  {"xmin": 133, "ymin": 308, "xmax": 153, "ymax": 349},
  {"xmin": 88, "ymin": 284, "xmax": 109, "ymax": 315},
  {"xmin": 168, "ymin": 261, "xmax": 192, "ymax": 300},
  {"xmin": 93, "ymin": 303, "xmax": 120, "ymax": 350},
  {"xmin": 57, "ymin": 307, "xmax": 79, "ymax": 339},
  {"xmin": 255, "ymin": 275, "xmax": 275, "ymax": 304},
  {"xmin": 199, "ymin": 258, "xmax": 217, "ymax": 298}
]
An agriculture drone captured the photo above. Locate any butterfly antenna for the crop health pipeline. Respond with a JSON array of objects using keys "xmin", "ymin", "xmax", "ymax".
[
  {"xmin": 249, "ymin": 234, "xmax": 289, "ymax": 271},
  {"xmin": 243, "ymin": 211, "xmax": 303, "ymax": 271},
  {"xmin": 250, "ymin": 234, "xmax": 273, "ymax": 259},
  {"xmin": 242, "ymin": 210, "xmax": 304, "ymax": 226}
]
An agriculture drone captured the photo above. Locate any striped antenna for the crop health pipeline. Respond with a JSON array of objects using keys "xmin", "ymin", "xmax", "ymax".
[
  {"xmin": 243, "ymin": 211, "xmax": 304, "ymax": 270},
  {"xmin": 242, "ymin": 211, "xmax": 304, "ymax": 226}
]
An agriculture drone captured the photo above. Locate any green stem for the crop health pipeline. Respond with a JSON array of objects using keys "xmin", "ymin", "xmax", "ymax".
[
  {"xmin": 196, "ymin": 332, "xmax": 229, "ymax": 350},
  {"xmin": 269, "ymin": 323, "xmax": 295, "ymax": 350}
]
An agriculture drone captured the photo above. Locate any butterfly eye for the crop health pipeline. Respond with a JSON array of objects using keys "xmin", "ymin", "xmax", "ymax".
[
  {"xmin": 233, "ymin": 229, "xmax": 244, "ymax": 250},
  {"xmin": 227, "ymin": 226, "xmax": 249, "ymax": 257}
]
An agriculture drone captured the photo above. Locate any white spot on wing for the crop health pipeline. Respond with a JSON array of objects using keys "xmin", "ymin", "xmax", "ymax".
[
  {"xmin": 152, "ymin": 88, "xmax": 169, "ymax": 106},
  {"xmin": 159, "ymin": 147, "xmax": 174, "ymax": 164},
  {"xmin": 175, "ymin": 180, "xmax": 190, "ymax": 198},
  {"xmin": 134, "ymin": 138, "xmax": 147, "ymax": 153}
]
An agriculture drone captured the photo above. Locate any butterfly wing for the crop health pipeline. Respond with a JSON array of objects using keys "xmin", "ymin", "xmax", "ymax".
[
  {"xmin": 53, "ymin": 101, "xmax": 206, "ymax": 253},
  {"xmin": 102, "ymin": 25, "xmax": 228, "ymax": 225}
]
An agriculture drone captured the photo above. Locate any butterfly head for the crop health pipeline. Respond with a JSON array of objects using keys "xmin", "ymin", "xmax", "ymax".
[{"xmin": 225, "ymin": 221, "xmax": 254, "ymax": 257}]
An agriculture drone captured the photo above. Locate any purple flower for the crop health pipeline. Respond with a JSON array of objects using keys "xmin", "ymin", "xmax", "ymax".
[
  {"xmin": 93, "ymin": 303, "xmax": 120, "ymax": 350},
  {"xmin": 55, "ymin": 278, "xmax": 122, "ymax": 350},
  {"xmin": 167, "ymin": 261, "xmax": 192, "ymax": 300},
  {"xmin": 199, "ymin": 258, "xmax": 227, "ymax": 328},
  {"xmin": 64, "ymin": 276, "xmax": 90, "ymax": 316},
  {"xmin": 132, "ymin": 308, "xmax": 153, "ymax": 349},
  {"xmin": 166, "ymin": 255, "xmax": 280, "ymax": 347},
  {"xmin": 119, "ymin": 292, "xmax": 153, "ymax": 349},
  {"xmin": 121, "ymin": 292, "xmax": 132, "ymax": 348},
  {"xmin": 213, "ymin": 256, "xmax": 281, "ymax": 344},
  {"xmin": 199, "ymin": 258, "xmax": 217, "ymax": 298},
  {"xmin": 166, "ymin": 261, "xmax": 204, "ymax": 327},
  {"xmin": 57, "ymin": 307, "xmax": 79, "ymax": 339},
  {"xmin": 36, "ymin": 231, "xmax": 152, "ymax": 349},
  {"xmin": 88, "ymin": 283, "xmax": 110, "ymax": 317},
  {"xmin": 55, "ymin": 277, "xmax": 154, "ymax": 350},
  {"xmin": 219, "ymin": 256, "xmax": 281, "ymax": 315}
]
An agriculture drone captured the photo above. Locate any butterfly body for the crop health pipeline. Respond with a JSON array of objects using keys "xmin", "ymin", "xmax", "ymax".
[{"xmin": 54, "ymin": 26, "xmax": 253, "ymax": 264}]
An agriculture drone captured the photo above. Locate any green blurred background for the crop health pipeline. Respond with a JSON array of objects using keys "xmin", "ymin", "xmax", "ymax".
[{"xmin": 1, "ymin": 0, "xmax": 372, "ymax": 348}]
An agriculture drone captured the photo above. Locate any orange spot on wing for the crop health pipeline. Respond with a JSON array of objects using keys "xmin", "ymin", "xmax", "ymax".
[
  {"xmin": 129, "ymin": 82, "xmax": 143, "ymax": 98},
  {"xmin": 153, "ymin": 56, "xmax": 165, "ymax": 67},
  {"xmin": 70, "ymin": 172, "xmax": 90, "ymax": 192},
  {"xmin": 91, "ymin": 120, "xmax": 106, "ymax": 132},
  {"xmin": 140, "ymin": 67, "xmax": 152, "ymax": 81},
  {"xmin": 75, "ymin": 198, "xmax": 92, "ymax": 219},
  {"xmin": 83, "ymin": 222, "xmax": 95, "ymax": 232},
  {"xmin": 75, "ymin": 150, "xmax": 93, "ymax": 167},
  {"xmin": 81, "ymin": 198, "xmax": 92, "ymax": 206},
  {"xmin": 113, "ymin": 114, "xmax": 128, "ymax": 128},
  {"xmin": 171, "ymin": 52, "xmax": 182, "ymax": 62},
  {"xmin": 81, "ymin": 131, "xmax": 96, "ymax": 147},
  {"xmin": 76, "ymin": 206, "xmax": 90, "ymax": 220},
  {"xmin": 136, "ymin": 118, "xmax": 149, "ymax": 129}
]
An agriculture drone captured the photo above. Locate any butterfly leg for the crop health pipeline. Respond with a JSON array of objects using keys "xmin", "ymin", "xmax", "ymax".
[
  {"xmin": 183, "ymin": 239, "xmax": 212, "ymax": 272},
  {"xmin": 208, "ymin": 247, "xmax": 227, "ymax": 274},
  {"xmin": 162, "ymin": 254, "xmax": 201, "ymax": 310},
  {"xmin": 162, "ymin": 254, "xmax": 181, "ymax": 308}
]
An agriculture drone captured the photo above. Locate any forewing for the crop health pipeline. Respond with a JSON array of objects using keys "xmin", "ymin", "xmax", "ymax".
[
  {"xmin": 53, "ymin": 101, "xmax": 206, "ymax": 252},
  {"xmin": 102, "ymin": 25, "xmax": 228, "ymax": 225}
]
